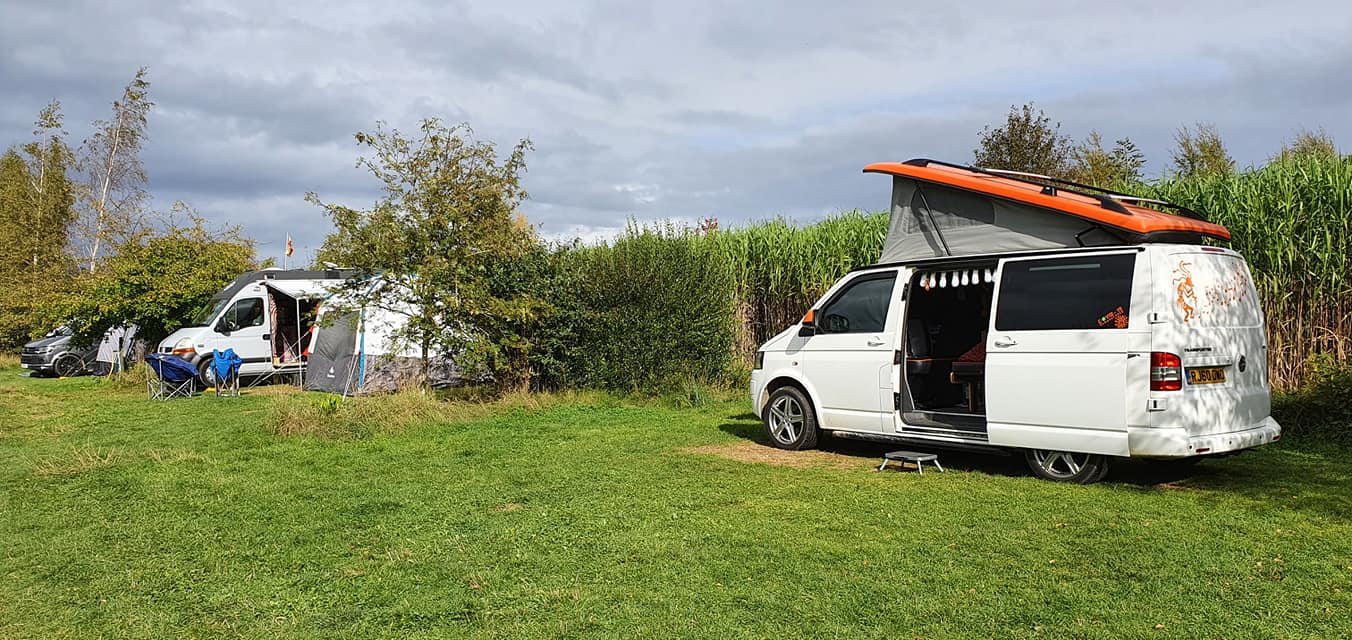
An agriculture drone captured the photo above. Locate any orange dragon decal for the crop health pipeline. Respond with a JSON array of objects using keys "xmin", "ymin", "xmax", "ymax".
[{"xmin": 1172, "ymin": 261, "xmax": 1197, "ymax": 322}]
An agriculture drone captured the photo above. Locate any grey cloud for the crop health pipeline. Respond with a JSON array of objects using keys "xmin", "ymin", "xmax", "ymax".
[{"xmin": 2, "ymin": 0, "xmax": 1352, "ymax": 252}]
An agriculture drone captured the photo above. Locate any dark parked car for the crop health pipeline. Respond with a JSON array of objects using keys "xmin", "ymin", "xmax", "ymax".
[{"xmin": 20, "ymin": 326, "xmax": 98, "ymax": 377}]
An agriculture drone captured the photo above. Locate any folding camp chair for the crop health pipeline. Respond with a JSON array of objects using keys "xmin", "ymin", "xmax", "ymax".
[
  {"xmin": 211, "ymin": 348, "xmax": 243, "ymax": 397},
  {"xmin": 145, "ymin": 353, "xmax": 197, "ymax": 400}
]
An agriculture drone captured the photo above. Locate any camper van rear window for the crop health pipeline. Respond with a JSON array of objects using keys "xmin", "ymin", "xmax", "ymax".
[{"xmin": 995, "ymin": 254, "xmax": 1135, "ymax": 331}]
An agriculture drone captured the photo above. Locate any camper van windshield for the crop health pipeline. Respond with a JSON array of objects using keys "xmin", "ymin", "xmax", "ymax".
[{"xmin": 192, "ymin": 297, "xmax": 231, "ymax": 326}]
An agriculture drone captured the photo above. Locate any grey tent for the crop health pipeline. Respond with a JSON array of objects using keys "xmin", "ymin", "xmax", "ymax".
[{"xmin": 303, "ymin": 286, "xmax": 464, "ymax": 395}]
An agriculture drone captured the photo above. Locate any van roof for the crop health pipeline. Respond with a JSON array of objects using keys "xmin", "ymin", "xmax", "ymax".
[
  {"xmin": 853, "ymin": 243, "xmax": 1244, "ymax": 274},
  {"xmin": 213, "ymin": 268, "xmax": 356, "ymax": 301},
  {"xmin": 864, "ymin": 159, "xmax": 1232, "ymax": 242}
]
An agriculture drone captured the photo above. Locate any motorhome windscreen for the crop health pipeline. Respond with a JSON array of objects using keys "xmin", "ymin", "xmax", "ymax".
[
  {"xmin": 995, "ymin": 254, "xmax": 1135, "ymax": 331},
  {"xmin": 192, "ymin": 297, "xmax": 230, "ymax": 326}
]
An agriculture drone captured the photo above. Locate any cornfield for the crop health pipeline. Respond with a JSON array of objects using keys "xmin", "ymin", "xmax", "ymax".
[
  {"xmin": 553, "ymin": 155, "xmax": 1350, "ymax": 392},
  {"xmin": 1145, "ymin": 155, "xmax": 1352, "ymax": 390}
]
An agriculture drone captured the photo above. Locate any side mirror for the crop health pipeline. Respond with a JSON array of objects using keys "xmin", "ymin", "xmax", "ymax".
[
  {"xmin": 215, "ymin": 319, "xmax": 232, "ymax": 335},
  {"xmin": 797, "ymin": 309, "xmax": 818, "ymax": 337}
]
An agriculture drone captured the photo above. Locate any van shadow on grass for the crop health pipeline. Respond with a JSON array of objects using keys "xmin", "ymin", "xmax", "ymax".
[
  {"xmin": 717, "ymin": 411, "xmax": 1352, "ymax": 518},
  {"xmin": 715, "ymin": 413, "xmax": 1024, "ymax": 477}
]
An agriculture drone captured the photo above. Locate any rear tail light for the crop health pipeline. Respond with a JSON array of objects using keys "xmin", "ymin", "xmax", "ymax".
[{"xmin": 1151, "ymin": 352, "xmax": 1182, "ymax": 391}]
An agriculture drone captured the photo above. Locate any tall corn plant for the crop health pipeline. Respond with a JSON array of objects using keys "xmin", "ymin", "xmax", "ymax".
[{"xmin": 1144, "ymin": 154, "xmax": 1352, "ymax": 390}]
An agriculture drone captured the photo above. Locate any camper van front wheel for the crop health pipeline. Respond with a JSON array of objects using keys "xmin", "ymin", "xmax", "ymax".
[
  {"xmin": 1024, "ymin": 449, "xmax": 1109, "ymax": 483},
  {"xmin": 763, "ymin": 386, "xmax": 819, "ymax": 450}
]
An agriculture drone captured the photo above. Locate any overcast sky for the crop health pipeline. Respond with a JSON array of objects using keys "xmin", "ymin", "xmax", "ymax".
[{"xmin": 3, "ymin": 0, "xmax": 1350, "ymax": 264}]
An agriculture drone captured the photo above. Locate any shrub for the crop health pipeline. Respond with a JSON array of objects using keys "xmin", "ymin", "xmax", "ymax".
[{"xmin": 1272, "ymin": 359, "xmax": 1352, "ymax": 443}]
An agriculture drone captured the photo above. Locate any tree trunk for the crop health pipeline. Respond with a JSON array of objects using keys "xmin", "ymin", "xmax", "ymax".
[
  {"xmin": 28, "ymin": 150, "xmax": 46, "ymax": 268},
  {"xmin": 420, "ymin": 335, "xmax": 431, "ymax": 392},
  {"xmin": 87, "ymin": 119, "xmax": 124, "ymax": 273}
]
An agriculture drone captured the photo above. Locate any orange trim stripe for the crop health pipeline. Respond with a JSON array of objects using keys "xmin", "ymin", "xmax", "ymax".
[{"xmin": 863, "ymin": 162, "xmax": 1231, "ymax": 241}]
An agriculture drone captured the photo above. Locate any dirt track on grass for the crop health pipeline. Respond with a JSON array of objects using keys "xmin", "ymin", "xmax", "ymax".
[{"xmin": 682, "ymin": 440, "xmax": 869, "ymax": 470}]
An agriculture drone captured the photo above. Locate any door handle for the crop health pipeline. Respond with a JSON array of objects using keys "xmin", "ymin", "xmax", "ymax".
[
  {"xmin": 867, "ymin": 338, "xmax": 886, "ymax": 347},
  {"xmin": 992, "ymin": 336, "xmax": 1018, "ymax": 348},
  {"xmin": 262, "ymin": 334, "xmax": 271, "ymax": 340}
]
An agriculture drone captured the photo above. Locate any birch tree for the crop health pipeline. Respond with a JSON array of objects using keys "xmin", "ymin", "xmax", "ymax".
[
  {"xmin": 19, "ymin": 100, "xmax": 76, "ymax": 268},
  {"xmin": 77, "ymin": 67, "xmax": 152, "ymax": 272}
]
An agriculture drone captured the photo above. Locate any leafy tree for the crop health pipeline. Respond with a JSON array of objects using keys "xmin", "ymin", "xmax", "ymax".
[
  {"xmin": 1274, "ymin": 128, "xmax": 1338, "ymax": 162},
  {"xmin": 17, "ymin": 101, "xmax": 76, "ymax": 269},
  {"xmin": 1172, "ymin": 123, "xmax": 1234, "ymax": 177},
  {"xmin": 76, "ymin": 67, "xmax": 152, "ymax": 272},
  {"xmin": 974, "ymin": 103, "xmax": 1073, "ymax": 177},
  {"xmin": 55, "ymin": 218, "xmax": 257, "ymax": 347},
  {"xmin": 310, "ymin": 119, "xmax": 543, "ymax": 390},
  {"xmin": 1068, "ymin": 131, "xmax": 1145, "ymax": 187},
  {"xmin": 0, "ymin": 102, "xmax": 78, "ymax": 350}
]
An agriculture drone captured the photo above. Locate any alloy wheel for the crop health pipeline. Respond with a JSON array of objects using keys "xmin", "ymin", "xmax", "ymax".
[{"xmin": 768, "ymin": 395, "xmax": 805, "ymax": 446}]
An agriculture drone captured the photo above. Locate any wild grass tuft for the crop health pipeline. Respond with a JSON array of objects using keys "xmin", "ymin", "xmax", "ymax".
[
  {"xmin": 32, "ymin": 446, "xmax": 121, "ymax": 477},
  {"xmin": 263, "ymin": 388, "xmax": 611, "ymax": 439}
]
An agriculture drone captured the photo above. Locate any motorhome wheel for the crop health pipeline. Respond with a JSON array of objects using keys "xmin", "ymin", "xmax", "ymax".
[{"xmin": 197, "ymin": 357, "xmax": 217, "ymax": 388}]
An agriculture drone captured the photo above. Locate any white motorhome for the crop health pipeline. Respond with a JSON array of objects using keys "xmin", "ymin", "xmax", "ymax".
[
  {"xmin": 750, "ymin": 160, "xmax": 1280, "ymax": 482},
  {"xmin": 158, "ymin": 268, "xmax": 354, "ymax": 385}
]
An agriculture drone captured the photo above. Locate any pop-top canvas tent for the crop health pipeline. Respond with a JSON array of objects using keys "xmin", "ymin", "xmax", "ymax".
[
  {"xmin": 303, "ymin": 284, "xmax": 463, "ymax": 395},
  {"xmin": 865, "ymin": 159, "xmax": 1232, "ymax": 264}
]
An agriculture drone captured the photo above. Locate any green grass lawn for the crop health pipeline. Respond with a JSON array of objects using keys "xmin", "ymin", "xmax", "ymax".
[{"xmin": 1, "ymin": 369, "xmax": 1349, "ymax": 639}]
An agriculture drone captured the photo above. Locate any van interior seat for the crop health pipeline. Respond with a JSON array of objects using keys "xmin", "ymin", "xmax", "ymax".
[{"xmin": 905, "ymin": 318, "xmax": 953, "ymax": 375}]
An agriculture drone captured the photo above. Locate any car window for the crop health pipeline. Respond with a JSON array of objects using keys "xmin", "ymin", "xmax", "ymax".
[
  {"xmin": 221, "ymin": 298, "xmax": 265, "ymax": 331},
  {"xmin": 996, "ymin": 254, "xmax": 1135, "ymax": 331},
  {"xmin": 818, "ymin": 273, "xmax": 897, "ymax": 334}
]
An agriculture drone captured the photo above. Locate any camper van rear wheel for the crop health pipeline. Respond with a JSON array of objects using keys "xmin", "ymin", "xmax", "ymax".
[
  {"xmin": 1024, "ymin": 449, "xmax": 1109, "ymax": 483},
  {"xmin": 52, "ymin": 354, "xmax": 84, "ymax": 378},
  {"xmin": 764, "ymin": 386, "xmax": 819, "ymax": 450}
]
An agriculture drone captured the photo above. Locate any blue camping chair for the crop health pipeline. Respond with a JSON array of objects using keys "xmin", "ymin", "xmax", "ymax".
[
  {"xmin": 145, "ymin": 353, "xmax": 197, "ymax": 400},
  {"xmin": 211, "ymin": 348, "xmax": 243, "ymax": 397}
]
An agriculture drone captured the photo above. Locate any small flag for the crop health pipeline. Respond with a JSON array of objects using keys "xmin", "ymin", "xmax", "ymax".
[{"xmin": 285, "ymin": 235, "xmax": 294, "ymax": 257}]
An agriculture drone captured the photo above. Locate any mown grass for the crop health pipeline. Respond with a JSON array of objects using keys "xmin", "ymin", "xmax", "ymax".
[{"xmin": 1, "ymin": 368, "xmax": 1350, "ymax": 639}]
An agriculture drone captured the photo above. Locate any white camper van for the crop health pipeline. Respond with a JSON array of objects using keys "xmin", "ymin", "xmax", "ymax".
[
  {"xmin": 158, "ymin": 268, "xmax": 354, "ymax": 386},
  {"xmin": 750, "ymin": 160, "xmax": 1280, "ymax": 483}
]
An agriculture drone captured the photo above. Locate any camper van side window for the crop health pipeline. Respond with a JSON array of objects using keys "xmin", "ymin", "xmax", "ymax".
[
  {"xmin": 995, "ymin": 254, "xmax": 1135, "ymax": 331},
  {"xmin": 222, "ymin": 298, "xmax": 265, "ymax": 331},
  {"xmin": 817, "ymin": 273, "xmax": 897, "ymax": 334}
]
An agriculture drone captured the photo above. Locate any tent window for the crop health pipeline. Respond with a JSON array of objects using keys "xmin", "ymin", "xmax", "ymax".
[
  {"xmin": 995, "ymin": 254, "xmax": 1135, "ymax": 331},
  {"xmin": 910, "ymin": 183, "xmax": 996, "ymax": 232}
]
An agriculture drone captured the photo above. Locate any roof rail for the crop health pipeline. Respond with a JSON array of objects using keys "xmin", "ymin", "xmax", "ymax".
[{"xmin": 901, "ymin": 158, "xmax": 1206, "ymax": 221}]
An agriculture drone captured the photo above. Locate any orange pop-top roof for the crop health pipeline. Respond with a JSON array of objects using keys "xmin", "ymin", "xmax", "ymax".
[{"xmin": 863, "ymin": 161, "xmax": 1231, "ymax": 241}]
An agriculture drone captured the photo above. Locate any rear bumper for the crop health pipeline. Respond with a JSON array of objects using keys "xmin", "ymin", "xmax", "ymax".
[{"xmin": 1128, "ymin": 417, "xmax": 1281, "ymax": 458}]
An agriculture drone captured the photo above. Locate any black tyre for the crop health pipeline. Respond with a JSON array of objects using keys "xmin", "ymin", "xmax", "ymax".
[
  {"xmin": 1024, "ymin": 449, "xmax": 1110, "ymax": 483},
  {"xmin": 52, "ymin": 353, "xmax": 85, "ymax": 378},
  {"xmin": 763, "ymin": 386, "xmax": 819, "ymax": 450},
  {"xmin": 197, "ymin": 357, "xmax": 216, "ymax": 388}
]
